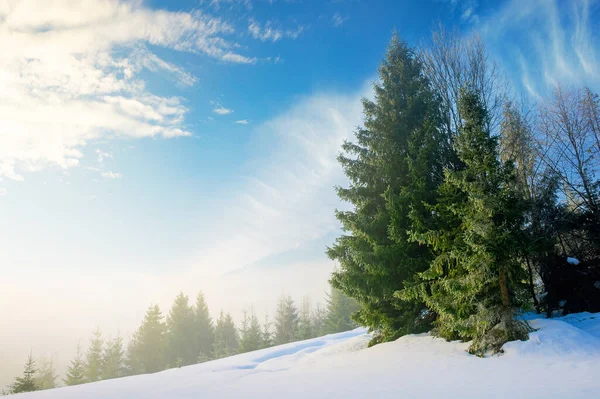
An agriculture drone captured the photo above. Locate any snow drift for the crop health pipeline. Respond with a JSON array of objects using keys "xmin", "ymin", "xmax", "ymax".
[{"xmin": 14, "ymin": 313, "xmax": 600, "ymax": 398}]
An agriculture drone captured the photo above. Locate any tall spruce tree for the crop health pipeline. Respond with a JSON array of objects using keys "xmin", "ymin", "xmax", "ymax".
[
  {"xmin": 273, "ymin": 295, "xmax": 299, "ymax": 345},
  {"xmin": 101, "ymin": 334, "xmax": 125, "ymax": 380},
  {"xmin": 239, "ymin": 309, "xmax": 264, "ymax": 353},
  {"xmin": 8, "ymin": 353, "xmax": 39, "ymax": 394},
  {"xmin": 213, "ymin": 312, "xmax": 239, "ymax": 359},
  {"xmin": 166, "ymin": 292, "xmax": 197, "ymax": 367},
  {"xmin": 328, "ymin": 33, "xmax": 447, "ymax": 343},
  {"xmin": 84, "ymin": 328, "xmax": 103, "ymax": 383},
  {"xmin": 127, "ymin": 304, "xmax": 167, "ymax": 374},
  {"xmin": 402, "ymin": 88, "xmax": 531, "ymax": 355},
  {"xmin": 36, "ymin": 357, "xmax": 57, "ymax": 390},
  {"xmin": 64, "ymin": 345, "xmax": 87, "ymax": 386},
  {"xmin": 194, "ymin": 292, "xmax": 215, "ymax": 362}
]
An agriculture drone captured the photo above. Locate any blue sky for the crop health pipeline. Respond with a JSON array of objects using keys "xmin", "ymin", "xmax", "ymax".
[{"xmin": 0, "ymin": 0, "xmax": 599, "ymax": 383}]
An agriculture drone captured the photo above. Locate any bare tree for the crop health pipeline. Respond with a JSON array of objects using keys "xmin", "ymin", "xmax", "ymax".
[
  {"xmin": 419, "ymin": 24, "xmax": 508, "ymax": 138},
  {"xmin": 538, "ymin": 86, "xmax": 600, "ymax": 216}
]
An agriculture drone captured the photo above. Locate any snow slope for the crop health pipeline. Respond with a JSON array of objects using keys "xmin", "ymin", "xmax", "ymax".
[{"xmin": 14, "ymin": 313, "xmax": 600, "ymax": 398}]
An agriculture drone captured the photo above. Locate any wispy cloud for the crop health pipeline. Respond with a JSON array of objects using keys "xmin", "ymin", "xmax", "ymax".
[
  {"xmin": 101, "ymin": 171, "xmax": 122, "ymax": 179},
  {"xmin": 248, "ymin": 19, "xmax": 304, "ymax": 42},
  {"xmin": 235, "ymin": 119, "xmax": 250, "ymax": 124},
  {"xmin": 0, "ymin": 0, "xmax": 255, "ymax": 181},
  {"xmin": 211, "ymin": 100, "xmax": 235, "ymax": 115},
  {"xmin": 0, "ymin": 187, "xmax": 6, "ymax": 196},
  {"xmin": 331, "ymin": 13, "xmax": 349, "ymax": 28},
  {"xmin": 480, "ymin": 0, "xmax": 599, "ymax": 97}
]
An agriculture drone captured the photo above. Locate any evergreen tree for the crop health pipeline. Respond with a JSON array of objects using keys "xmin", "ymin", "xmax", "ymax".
[
  {"xmin": 84, "ymin": 328, "xmax": 103, "ymax": 383},
  {"xmin": 64, "ymin": 345, "xmax": 87, "ymax": 386},
  {"xmin": 261, "ymin": 313, "xmax": 273, "ymax": 349},
  {"xmin": 213, "ymin": 311, "xmax": 239, "ymax": 359},
  {"xmin": 127, "ymin": 304, "xmax": 167, "ymax": 374},
  {"xmin": 239, "ymin": 309, "xmax": 264, "ymax": 353},
  {"xmin": 402, "ymin": 88, "xmax": 531, "ymax": 355},
  {"xmin": 327, "ymin": 34, "xmax": 448, "ymax": 344},
  {"xmin": 7, "ymin": 353, "xmax": 39, "ymax": 394},
  {"xmin": 311, "ymin": 303, "xmax": 327, "ymax": 337},
  {"xmin": 166, "ymin": 292, "xmax": 197, "ymax": 367},
  {"xmin": 35, "ymin": 357, "xmax": 57, "ymax": 390},
  {"xmin": 323, "ymin": 288, "xmax": 360, "ymax": 334},
  {"xmin": 273, "ymin": 295, "xmax": 299, "ymax": 345},
  {"xmin": 101, "ymin": 334, "xmax": 125, "ymax": 379},
  {"xmin": 296, "ymin": 297, "xmax": 313, "ymax": 340},
  {"xmin": 194, "ymin": 292, "xmax": 215, "ymax": 362}
]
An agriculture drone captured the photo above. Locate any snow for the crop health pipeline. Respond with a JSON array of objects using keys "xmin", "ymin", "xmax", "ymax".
[
  {"xmin": 15, "ymin": 313, "xmax": 600, "ymax": 398},
  {"xmin": 567, "ymin": 257, "xmax": 581, "ymax": 265}
]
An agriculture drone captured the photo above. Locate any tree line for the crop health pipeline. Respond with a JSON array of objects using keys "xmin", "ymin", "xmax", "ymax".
[
  {"xmin": 328, "ymin": 26, "xmax": 600, "ymax": 355},
  {"xmin": 4, "ymin": 289, "xmax": 358, "ymax": 394}
]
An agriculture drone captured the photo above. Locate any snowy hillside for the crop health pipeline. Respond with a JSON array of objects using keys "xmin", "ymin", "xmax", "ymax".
[{"xmin": 15, "ymin": 313, "xmax": 600, "ymax": 398}]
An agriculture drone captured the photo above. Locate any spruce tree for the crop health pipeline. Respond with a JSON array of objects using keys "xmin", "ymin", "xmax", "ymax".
[
  {"xmin": 323, "ymin": 288, "xmax": 360, "ymax": 334},
  {"xmin": 8, "ymin": 353, "xmax": 39, "ymax": 394},
  {"xmin": 261, "ymin": 313, "xmax": 273, "ymax": 349},
  {"xmin": 239, "ymin": 310, "xmax": 264, "ymax": 353},
  {"xmin": 127, "ymin": 304, "xmax": 167, "ymax": 374},
  {"xmin": 101, "ymin": 334, "xmax": 125, "ymax": 380},
  {"xmin": 64, "ymin": 345, "xmax": 87, "ymax": 386},
  {"xmin": 296, "ymin": 298, "xmax": 313, "ymax": 340},
  {"xmin": 213, "ymin": 311, "xmax": 239, "ymax": 359},
  {"xmin": 194, "ymin": 292, "xmax": 215, "ymax": 362},
  {"xmin": 273, "ymin": 295, "xmax": 299, "ymax": 345},
  {"xmin": 36, "ymin": 357, "xmax": 57, "ymax": 390},
  {"xmin": 311, "ymin": 303, "xmax": 327, "ymax": 337},
  {"xmin": 166, "ymin": 292, "xmax": 196, "ymax": 367},
  {"xmin": 402, "ymin": 88, "xmax": 531, "ymax": 355},
  {"xmin": 84, "ymin": 328, "xmax": 103, "ymax": 383},
  {"xmin": 327, "ymin": 33, "xmax": 447, "ymax": 344}
]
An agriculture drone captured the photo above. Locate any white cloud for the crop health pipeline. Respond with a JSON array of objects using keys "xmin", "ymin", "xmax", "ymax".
[
  {"xmin": 0, "ymin": 0, "xmax": 256, "ymax": 181},
  {"xmin": 0, "ymin": 187, "xmax": 6, "ymax": 196},
  {"xmin": 331, "ymin": 13, "xmax": 349, "ymax": 28},
  {"xmin": 213, "ymin": 107, "xmax": 234, "ymax": 115},
  {"xmin": 211, "ymin": 100, "xmax": 234, "ymax": 114},
  {"xmin": 248, "ymin": 19, "xmax": 304, "ymax": 42},
  {"xmin": 235, "ymin": 119, "xmax": 250, "ymax": 124},
  {"xmin": 101, "ymin": 171, "xmax": 122, "ymax": 179},
  {"xmin": 96, "ymin": 149, "xmax": 112, "ymax": 165},
  {"xmin": 480, "ymin": 0, "xmax": 599, "ymax": 96}
]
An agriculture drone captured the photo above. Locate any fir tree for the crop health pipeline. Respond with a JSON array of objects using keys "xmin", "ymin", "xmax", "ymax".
[
  {"xmin": 327, "ymin": 33, "xmax": 448, "ymax": 344},
  {"xmin": 64, "ymin": 345, "xmax": 87, "ymax": 386},
  {"xmin": 127, "ymin": 304, "xmax": 167, "ymax": 374},
  {"xmin": 239, "ymin": 309, "xmax": 264, "ymax": 353},
  {"xmin": 166, "ymin": 292, "xmax": 196, "ymax": 367},
  {"xmin": 261, "ymin": 313, "xmax": 273, "ymax": 349},
  {"xmin": 194, "ymin": 292, "xmax": 215, "ymax": 362},
  {"xmin": 84, "ymin": 328, "xmax": 103, "ymax": 383},
  {"xmin": 36, "ymin": 357, "xmax": 57, "ymax": 390},
  {"xmin": 296, "ymin": 298, "xmax": 313, "ymax": 340},
  {"xmin": 8, "ymin": 353, "xmax": 39, "ymax": 394},
  {"xmin": 213, "ymin": 311, "xmax": 239, "ymax": 359},
  {"xmin": 273, "ymin": 295, "xmax": 299, "ymax": 345},
  {"xmin": 311, "ymin": 303, "xmax": 327, "ymax": 337},
  {"xmin": 402, "ymin": 88, "xmax": 531, "ymax": 355},
  {"xmin": 101, "ymin": 334, "xmax": 125, "ymax": 380},
  {"xmin": 323, "ymin": 288, "xmax": 360, "ymax": 334}
]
